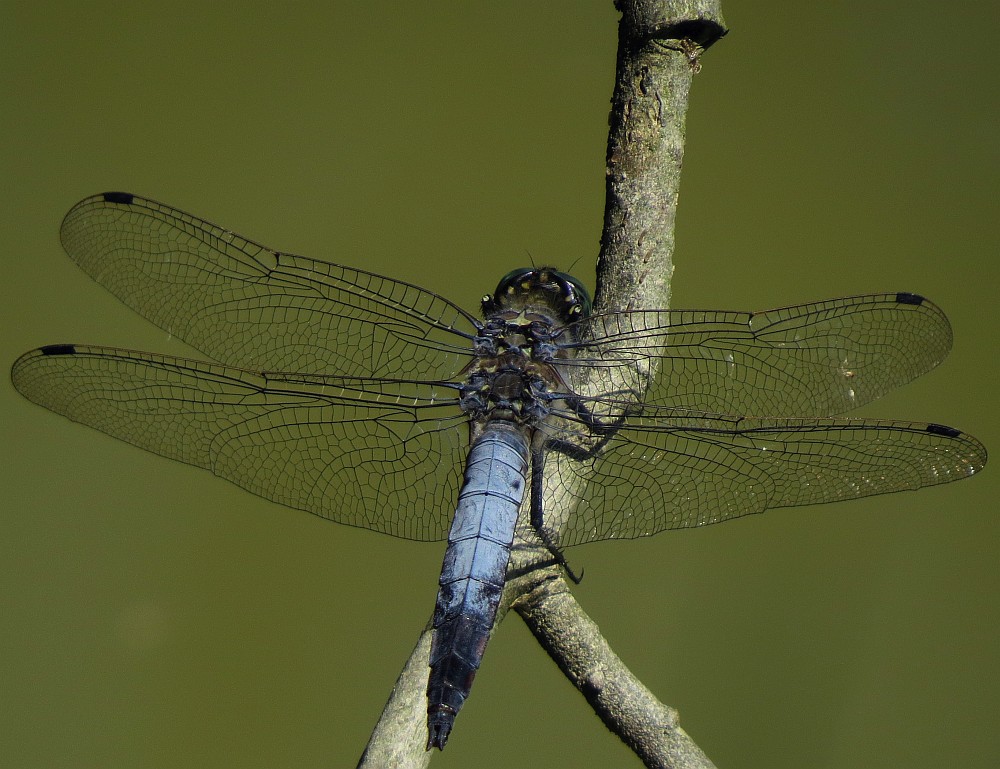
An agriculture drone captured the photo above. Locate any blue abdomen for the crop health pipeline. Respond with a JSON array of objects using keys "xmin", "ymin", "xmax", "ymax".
[{"xmin": 426, "ymin": 422, "xmax": 529, "ymax": 749}]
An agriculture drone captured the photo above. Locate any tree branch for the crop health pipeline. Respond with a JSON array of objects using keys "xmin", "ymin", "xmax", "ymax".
[
  {"xmin": 511, "ymin": 567, "xmax": 716, "ymax": 769},
  {"xmin": 513, "ymin": 3, "xmax": 728, "ymax": 767},
  {"xmin": 358, "ymin": 628, "xmax": 434, "ymax": 769},
  {"xmin": 360, "ymin": 2, "xmax": 726, "ymax": 766},
  {"xmin": 596, "ymin": 0, "xmax": 726, "ymax": 316}
]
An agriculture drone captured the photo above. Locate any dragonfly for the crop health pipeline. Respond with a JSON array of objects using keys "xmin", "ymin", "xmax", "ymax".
[{"xmin": 11, "ymin": 192, "xmax": 987, "ymax": 750}]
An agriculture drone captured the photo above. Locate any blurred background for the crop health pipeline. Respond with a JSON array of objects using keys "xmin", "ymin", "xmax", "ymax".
[{"xmin": 3, "ymin": 2, "xmax": 996, "ymax": 767}]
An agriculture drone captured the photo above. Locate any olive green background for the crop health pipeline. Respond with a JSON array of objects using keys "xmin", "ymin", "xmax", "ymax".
[{"xmin": 3, "ymin": 2, "xmax": 997, "ymax": 768}]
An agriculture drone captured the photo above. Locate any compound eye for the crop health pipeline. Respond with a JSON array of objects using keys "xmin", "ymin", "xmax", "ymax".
[
  {"xmin": 493, "ymin": 268, "xmax": 535, "ymax": 296},
  {"xmin": 551, "ymin": 271, "xmax": 592, "ymax": 318}
]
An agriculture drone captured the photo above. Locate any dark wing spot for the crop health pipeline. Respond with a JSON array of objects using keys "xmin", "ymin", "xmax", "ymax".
[
  {"xmin": 895, "ymin": 292, "xmax": 926, "ymax": 306},
  {"xmin": 926, "ymin": 423, "xmax": 961, "ymax": 438},
  {"xmin": 102, "ymin": 191, "xmax": 134, "ymax": 205},
  {"xmin": 39, "ymin": 344, "xmax": 77, "ymax": 356}
]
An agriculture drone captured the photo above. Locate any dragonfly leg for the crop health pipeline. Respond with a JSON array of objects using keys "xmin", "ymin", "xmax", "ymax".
[
  {"xmin": 546, "ymin": 395, "xmax": 638, "ymax": 461},
  {"xmin": 528, "ymin": 447, "xmax": 584, "ymax": 584}
]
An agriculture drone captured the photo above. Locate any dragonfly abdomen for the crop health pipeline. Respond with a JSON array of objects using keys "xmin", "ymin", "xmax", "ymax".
[{"xmin": 426, "ymin": 422, "xmax": 529, "ymax": 749}]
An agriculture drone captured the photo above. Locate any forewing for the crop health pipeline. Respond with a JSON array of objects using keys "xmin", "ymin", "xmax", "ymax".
[
  {"xmin": 12, "ymin": 344, "xmax": 468, "ymax": 541},
  {"xmin": 59, "ymin": 193, "xmax": 479, "ymax": 378},
  {"xmin": 540, "ymin": 407, "xmax": 986, "ymax": 546},
  {"xmin": 569, "ymin": 294, "xmax": 953, "ymax": 418}
]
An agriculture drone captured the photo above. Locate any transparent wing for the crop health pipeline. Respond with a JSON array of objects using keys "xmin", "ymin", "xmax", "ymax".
[
  {"xmin": 59, "ymin": 192, "xmax": 480, "ymax": 378},
  {"xmin": 537, "ymin": 405, "xmax": 986, "ymax": 547},
  {"xmin": 12, "ymin": 344, "xmax": 468, "ymax": 541},
  {"xmin": 564, "ymin": 294, "xmax": 953, "ymax": 418}
]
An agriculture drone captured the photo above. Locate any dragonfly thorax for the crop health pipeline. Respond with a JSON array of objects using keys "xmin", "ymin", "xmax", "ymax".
[
  {"xmin": 459, "ymin": 360, "xmax": 553, "ymax": 424},
  {"xmin": 473, "ymin": 317, "xmax": 561, "ymax": 361}
]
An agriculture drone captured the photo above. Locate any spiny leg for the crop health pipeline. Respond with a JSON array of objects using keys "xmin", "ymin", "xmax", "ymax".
[
  {"xmin": 529, "ymin": 446, "xmax": 583, "ymax": 584},
  {"xmin": 546, "ymin": 393, "xmax": 637, "ymax": 461},
  {"xmin": 525, "ymin": 396, "xmax": 640, "ymax": 583}
]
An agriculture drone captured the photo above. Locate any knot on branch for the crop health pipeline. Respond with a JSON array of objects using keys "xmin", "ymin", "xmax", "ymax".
[
  {"xmin": 656, "ymin": 19, "xmax": 727, "ymax": 50},
  {"xmin": 616, "ymin": 1, "xmax": 728, "ymax": 51}
]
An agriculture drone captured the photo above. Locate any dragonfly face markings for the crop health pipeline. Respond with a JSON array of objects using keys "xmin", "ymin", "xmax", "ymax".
[{"xmin": 10, "ymin": 192, "xmax": 987, "ymax": 750}]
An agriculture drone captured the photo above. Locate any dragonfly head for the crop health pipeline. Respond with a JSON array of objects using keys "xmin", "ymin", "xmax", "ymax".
[{"xmin": 481, "ymin": 267, "xmax": 592, "ymax": 323}]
